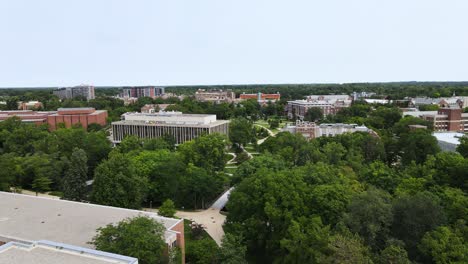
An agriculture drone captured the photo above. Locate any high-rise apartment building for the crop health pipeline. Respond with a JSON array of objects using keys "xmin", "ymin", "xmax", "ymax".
[
  {"xmin": 53, "ymin": 85, "xmax": 95, "ymax": 101},
  {"xmin": 120, "ymin": 86, "xmax": 165, "ymax": 98}
]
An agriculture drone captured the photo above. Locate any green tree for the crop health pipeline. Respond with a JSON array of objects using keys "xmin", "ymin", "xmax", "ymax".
[
  {"xmin": 158, "ymin": 199, "xmax": 176, "ymax": 218},
  {"xmin": 91, "ymin": 152, "xmax": 147, "ymax": 209},
  {"xmin": 179, "ymin": 133, "xmax": 229, "ymax": 173},
  {"xmin": 456, "ymin": 136, "xmax": 468, "ymax": 158},
  {"xmin": 279, "ymin": 216, "xmax": 330, "ymax": 263},
  {"xmin": 0, "ymin": 153, "xmax": 17, "ymax": 191},
  {"xmin": 31, "ymin": 175, "xmax": 52, "ymax": 196},
  {"xmin": 219, "ymin": 233, "xmax": 248, "ymax": 264},
  {"xmin": 118, "ymin": 135, "xmax": 143, "ymax": 154},
  {"xmin": 391, "ymin": 192, "xmax": 446, "ymax": 258},
  {"xmin": 304, "ymin": 107, "xmax": 323, "ymax": 122},
  {"xmin": 379, "ymin": 245, "xmax": 411, "ymax": 264},
  {"xmin": 360, "ymin": 161, "xmax": 402, "ymax": 193},
  {"xmin": 399, "ymin": 129, "xmax": 440, "ymax": 165},
  {"xmin": 322, "ymin": 233, "xmax": 373, "ymax": 264},
  {"xmin": 225, "ymin": 169, "xmax": 311, "ymax": 262},
  {"xmin": 343, "ymin": 187, "xmax": 393, "ymax": 250},
  {"xmin": 91, "ymin": 216, "xmax": 167, "ymax": 264},
  {"xmin": 62, "ymin": 148, "xmax": 88, "ymax": 201},
  {"xmin": 419, "ymin": 225, "xmax": 467, "ymax": 264},
  {"xmin": 229, "ymin": 118, "xmax": 254, "ymax": 147}
]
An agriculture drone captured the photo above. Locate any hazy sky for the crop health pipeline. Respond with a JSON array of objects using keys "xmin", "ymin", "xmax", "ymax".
[{"xmin": 1, "ymin": 0, "xmax": 467, "ymax": 87}]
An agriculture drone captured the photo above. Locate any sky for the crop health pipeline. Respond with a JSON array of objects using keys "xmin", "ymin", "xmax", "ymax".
[{"xmin": 0, "ymin": 0, "xmax": 467, "ymax": 87}]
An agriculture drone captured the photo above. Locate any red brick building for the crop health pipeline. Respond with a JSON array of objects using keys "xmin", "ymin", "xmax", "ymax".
[
  {"xmin": 0, "ymin": 110, "xmax": 54, "ymax": 125},
  {"xmin": 0, "ymin": 108, "xmax": 108, "ymax": 131},
  {"xmin": 239, "ymin": 92, "xmax": 281, "ymax": 102},
  {"xmin": 47, "ymin": 108, "xmax": 108, "ymax": 130}
]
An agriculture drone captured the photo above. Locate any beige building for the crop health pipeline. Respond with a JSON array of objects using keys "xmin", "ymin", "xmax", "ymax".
[
  {"xmin": 283, "ymin": 121, "xmax": 369, "ymax": 140},
  {"xmin": 287, "ymin": 95, "xmax": 352, "ymax": 119},
  {"xmin": 194, "ymin": 89, "xmax": 236, "ymax": 103},
  {"xmin": 112, "ymin": 111, "xmax": 229, "ymax": 144}
]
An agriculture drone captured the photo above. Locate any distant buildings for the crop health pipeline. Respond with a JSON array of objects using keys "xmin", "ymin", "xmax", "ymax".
[
  {"xmin": 239, "ymin": 92, "xmax": 281, "ymax": 104},
  {"xmin": 17, "ymin": 101, "xmax": 43, "ymax": 110},
  {"xmin": 120, "ymin": 86, "xmax": 165, "ymax": 98},
  {"xmin": 0, "ymin": 191, "xmax": 184, "ymax": 263},
  {"xmin": 352, "ymin": 91, "xmax": 376, "ymax": 101},
  {"xmin": 403, "ymin": 108, "xmax": 468, "ymax": 132},
  {"xmin": 112, "ymin": 111, "xmax": 229, "ymax": 144},
  {"xmin": 0, "ymin": 107, "xmax": 107, "ymax": 131},
  {"xmin": 53, "ymin": 85, "xmax": 95, "ymax": 101},
  {"xmin": 287, "ymin": 95, "xmax": 352, "ymax": 119},
  {"xmin": 283, "ymin": 121, "xmax": 370, "ymax": 140},
  {"xmin": 141, "ymin": 104, "xmax": 174, "ymax": 113},
  {"xmin": 194, "ymin": 89, "xmax": 236, "ymax": 103},
  {"xmin": 409, "ymin": 96, "xmax": 468, "ymax": 109}
]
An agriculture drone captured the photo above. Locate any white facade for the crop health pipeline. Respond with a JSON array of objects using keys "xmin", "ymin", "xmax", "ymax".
[
  {"xmin": 283, "ymin": 121, "xmax": 369, "ymax": 140},
  {"xmin": 122, "ymin": 111, "xmax": 217, "ymax": 125}
]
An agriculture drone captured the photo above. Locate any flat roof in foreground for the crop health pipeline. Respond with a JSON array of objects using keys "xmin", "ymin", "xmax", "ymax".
[
  {"xmin": 0, "ymin": 240, "xmax": 137, "ymax": 264},
  {"xmin": 0, "ymin": 192, "xmax": 182, "ymax": 248}
]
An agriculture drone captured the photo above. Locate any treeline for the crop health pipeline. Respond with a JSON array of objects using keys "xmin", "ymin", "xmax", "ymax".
[
  {"xmin": 165, "ymin": 82, "xmax": 468, "ymax": 100},
  {"xmin": 224, "ymin": 108, "xmax": 468, "ymax": 263}
]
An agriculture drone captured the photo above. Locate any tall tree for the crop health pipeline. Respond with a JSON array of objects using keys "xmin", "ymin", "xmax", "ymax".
[
  {"xmin": 391, "ymin": 192, "xmax": 446, "ymax": 258},
  {"xmin": 91, "ymin": 216, "xmax": 168, "ymax": 264},
  {"xmin": 456, "ymin": 136, "xmax": 468, "ymax": 158},
  {"xmin": 343, "ymin": 187, "xmax": 393, "ymax": 250},
  {"xmin": 91, "ymin": 152, "xmax": 147, "ymax": 209},
  {"xmin": 31, "ymin": 175, "xmax": 52, "ymax": 196},
  {"xmin": 229, "ymin": 117, "xmax": 254, "ymax": 147},
  {"xmin": 62, "ymin": 148, "xmax": 88, "ymax": 201},
  {"xmin": 158, "ymin": 199, "xmax": 176, "ymax": 218}
]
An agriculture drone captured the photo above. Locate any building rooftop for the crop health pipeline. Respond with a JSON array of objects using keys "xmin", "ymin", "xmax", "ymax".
[
  {"xmin": 0, "ymin": 240, "xmax": 137, "ymax": 264},
  {"xmin": 118, "ymin": 111, "xmax": 229, "ymax": 126},
  {"xmin": 57, "ymin": 107, "xmax": 95, "ymax": 111},
  {"xmin": 0, "ymin": 192, "xmax": 182, "ymax": 248},
  {"xmin": 433, "ymin": 132, "xmax": 465, "ymax": 145}
]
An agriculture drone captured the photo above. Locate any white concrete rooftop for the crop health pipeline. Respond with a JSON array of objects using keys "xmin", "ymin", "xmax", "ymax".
[
  {"xmin": 0, "ymin": 240, "xmax": 137, "ymax": 264},
  {"xmin": 0, "ymin": 192, "xmax": 182, "ymax": 248}
]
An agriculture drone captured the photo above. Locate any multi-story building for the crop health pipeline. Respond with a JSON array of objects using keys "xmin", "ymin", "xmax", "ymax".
[
  {"xmin": 0, "ymin": 191, "xmax": 184, "ymax": 263},
  {"xmin": 194, "ymin": 89, "xmax": 236, "ymax": 103},
  {"xmin": 416, "ymin": 108, "xmax": 468, "ymax": 132},
  {"xmin": 112, "ymin": 111, "xmax": 229, "ymax": 144},
  {"xmin": 120, "ymin": 86, "xmax": 165, "ymax": 98},
  {"xmin": 287, "ymin": 95, "xmax": 352, "ymax": 119},
  {"xmin": 0, "ymin": 108, "xmax": 108, "ymax": 131},
  {"xmin": 53, "ymin": 85, "xmax": 95, "ymax": 101},
  {"xmin": 239, "ymin": 92, "xmax": 281, "ymax": 104},
  {"xmin": 283, "ymin": 121, "xmax": 370, "ymax": 140}
]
